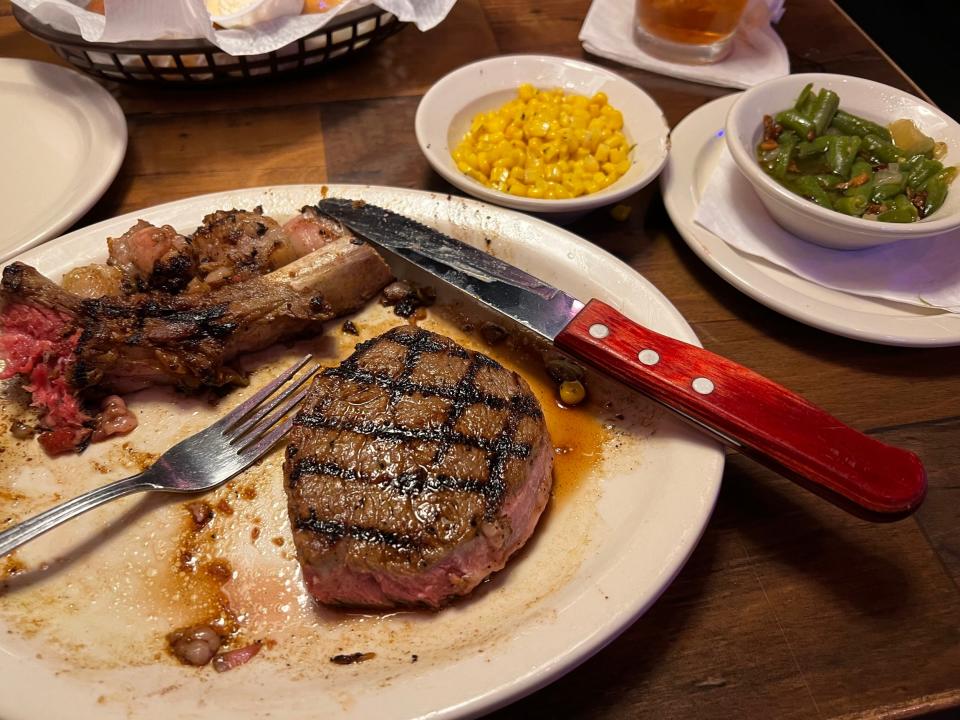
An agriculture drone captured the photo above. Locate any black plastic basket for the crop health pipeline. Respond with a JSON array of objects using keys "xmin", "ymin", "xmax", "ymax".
[{"xmin": 13, "ymin": 4, "xmax": 406, "ymax": 85}]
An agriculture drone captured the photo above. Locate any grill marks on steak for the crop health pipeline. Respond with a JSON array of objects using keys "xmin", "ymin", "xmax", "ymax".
[{"xmin": 284, "ymin": 326, "xmax": 553, "ymax": 609}]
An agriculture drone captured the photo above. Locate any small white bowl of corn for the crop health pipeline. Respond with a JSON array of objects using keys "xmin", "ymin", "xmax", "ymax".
[{"xmin": 415, "ymin": 55, "xmax": 670, "ymax": 220}]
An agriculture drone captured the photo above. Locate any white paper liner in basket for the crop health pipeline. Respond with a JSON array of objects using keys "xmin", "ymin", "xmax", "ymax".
[{"xmin": 11, "ymin": 0, "xmax": 456, "ymax": 56}]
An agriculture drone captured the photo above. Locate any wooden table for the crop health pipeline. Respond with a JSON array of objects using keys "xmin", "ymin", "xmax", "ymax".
[{"xmin": 1, "ymin": 1, "xmax": 958, "ymax": 717}]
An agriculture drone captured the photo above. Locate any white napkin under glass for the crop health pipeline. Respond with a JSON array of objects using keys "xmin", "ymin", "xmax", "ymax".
[{"xmin": 579, "ymin": 0, "xmax": 788, "ymax": 90}]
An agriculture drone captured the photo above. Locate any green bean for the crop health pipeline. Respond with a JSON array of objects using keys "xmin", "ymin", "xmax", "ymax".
[
  {"xmin": 815, "ymin": 174, "xmax": 841, "ymax": 190},
  {"xmin": 861, "ymin": 133, "xmax": 905, "ymax": 165},
  {"xmin": 899, "ymin": 154, "xmax": 926, "ymax": 173},
  {"xmin": 796, "ymin": 136, "xmax": 831, "ymax": 158},
  {"xmin": 830, "ymin": 109, "xmax": 893, "ymax": 142},
  {"xmin": 810, "ymin": 89, "xmax": 840, "ymax": 136},
  {"xmin": 876, "ymin": 194, "xmax": 918, "ymax": 222},
  {"xmin": 922, "ymin": 167, "xmax": 957, "ymax": 216},
  {"xmin": 827, "ymin": 135, "xmax": 861, "ymax": 178},
  {"xmin": 941, "ymin": 166, "xmax": 958, "ymax": 184},
  {"xmin": 833, "ymin": 194, "xmax": 868, "ymax": 216},
  {"xmin": 906, "ymin": 157, "xmax": 943, "ymax": 189},
  {"xmin": 775, "ymin": 109, "xmax": 816, "ymax": 138},
  {"xmin": 828, "ymin": 111, "xmax": 868, "ymax": 137},
  {"xmin": 772, "ymin": 131, "xmax": 798, "ymax": 179},
  {"xmin": 923, "ymin": 178, "xmax": 948, "ymax": 217},
  {"xmin": 792, "ymin": 175, "xmax": 833, "ymax": 209},
  {"xmin": 757, "ymin": 84, "xmax": 955, "ymax": 222},
  {"xmin": 794, "ymin": 82, "xmax": 814, "ymax": 114},
  {"xmin": 871, "ymin": 176, "xmax": 907, "ymax": 202}
]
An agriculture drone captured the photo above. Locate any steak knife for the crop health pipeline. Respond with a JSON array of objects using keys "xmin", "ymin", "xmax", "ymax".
[{"xmin": 314, "ymin": 198, "xmax": 926, "ymax": 521}]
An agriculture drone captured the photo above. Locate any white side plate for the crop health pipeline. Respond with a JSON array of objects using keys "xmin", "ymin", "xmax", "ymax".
[
  {"xmin": 0, "ymin": 59, "xmax": 127, "ymax": 263},
  {"xmin": 662, "ymin": 94, "xmax": 960, "ymax": 347}
]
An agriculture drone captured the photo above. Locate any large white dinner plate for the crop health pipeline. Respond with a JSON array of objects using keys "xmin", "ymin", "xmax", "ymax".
[
  {"xmin": 0, "ymin": 59, "xmax": 127, "ymax": 264},
  {"xmin": 662, "ymin": 94, "xmax": 960, "ymax": 347},
  {"xmin": 0, "ymin": 186, "xmax": 723, "ymax": 720}
]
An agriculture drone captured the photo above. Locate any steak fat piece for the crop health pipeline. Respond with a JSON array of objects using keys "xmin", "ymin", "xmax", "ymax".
[{"xmin": 284, "ymin": 326, "xmax": 554, "ymax": 610}]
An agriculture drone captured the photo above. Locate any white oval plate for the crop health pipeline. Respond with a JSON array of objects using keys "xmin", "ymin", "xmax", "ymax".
[
  {"xmin": 415, "ymin": 54, "xmax": 670, "ymax": 219},
  {"xmin": 662, "ymin": 94, "xmax": 960, "ymax": 347},
  {"xmin": 0, "ymin": 59, "xmax": 127, "ymax": 264},
  {"xmin": 0, "ymin": 185, "xmax": 722, "ymax": 720}
]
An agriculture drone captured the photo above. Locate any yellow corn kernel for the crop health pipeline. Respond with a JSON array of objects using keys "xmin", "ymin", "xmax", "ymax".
[
  {"xmin": 450, "ymin": 82, "xmax": 632, "ymax": 199},
  {"xmin": 559, "ymin": 380, "xmax": 586, "ymax": 405},
  {"xmin": 476, "ymin": 152, "xmax": 491, "ymax": 175}
]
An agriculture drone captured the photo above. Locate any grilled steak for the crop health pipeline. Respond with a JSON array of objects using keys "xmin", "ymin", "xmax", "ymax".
[
  {"xmin": 0, "ymin": 237, "xmax": 392, "ymax": 454},
  {"xmin": 283, "ymin": 325, "xmax": 554, "ymax": 609},
  {"xmin": 190, "ymin": 207, "xmax": 289, "ymax": 290},
  {"xmin": 100, "ymin": 206, "xmax": 348, "ymax": 297}
]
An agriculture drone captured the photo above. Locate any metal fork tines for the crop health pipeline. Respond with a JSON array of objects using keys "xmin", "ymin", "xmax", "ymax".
[{"xmin": 0, "ymin": 356, "xmax": 320, "ymax": 558}]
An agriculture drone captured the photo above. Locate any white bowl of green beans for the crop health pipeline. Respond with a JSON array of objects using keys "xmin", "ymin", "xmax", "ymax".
[{"xmin": 725, "ymin": 73, "xmax": 960, "ymax": 249}]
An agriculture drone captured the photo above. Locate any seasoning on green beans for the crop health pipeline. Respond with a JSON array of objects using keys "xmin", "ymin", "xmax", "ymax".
[{"xmin": 756, "ymin": 84, "xmax": 957, "ymax": 222}]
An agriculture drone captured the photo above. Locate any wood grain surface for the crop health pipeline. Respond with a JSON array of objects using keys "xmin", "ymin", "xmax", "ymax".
[{"xmin": 1, "ymin": 0, "xmax": 958, "ymax": 717}]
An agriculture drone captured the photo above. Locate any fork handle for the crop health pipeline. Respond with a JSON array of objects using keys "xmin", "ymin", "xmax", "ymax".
[{"xmin": 0, "ymin": 473, "xmax": 156, "ymax": 558}]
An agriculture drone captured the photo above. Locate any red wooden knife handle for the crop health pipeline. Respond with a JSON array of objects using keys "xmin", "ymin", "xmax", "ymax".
[{"xmin": 555, "ymin": 299, "xmax": 926, "ymax": 520}]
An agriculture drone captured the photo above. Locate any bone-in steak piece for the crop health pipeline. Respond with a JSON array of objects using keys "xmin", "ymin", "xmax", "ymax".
[
  {"xmin": 283, "ymin": 325, "xmax": 554, "ymax": 609},
  {"xmin": 0, "ymin": 237, "xmax": 392, "ymax": 453}
]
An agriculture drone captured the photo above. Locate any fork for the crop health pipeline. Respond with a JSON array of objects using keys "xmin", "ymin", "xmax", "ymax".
[{"xmin": 0, "ymin": 356, "xmax": 320, "ymax": 558}]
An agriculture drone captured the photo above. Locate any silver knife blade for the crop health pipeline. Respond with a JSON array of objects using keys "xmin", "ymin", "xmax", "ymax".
[
  {"xmin": 316, "ymin": 197, "xmax": 741, "ymax": 448},
  {"xmin": 314, "ymin": 198, "xmax": 584, "ymax": 341}
]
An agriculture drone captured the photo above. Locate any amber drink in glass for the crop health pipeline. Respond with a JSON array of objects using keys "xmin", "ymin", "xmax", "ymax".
[{"xmin": 634, "ymin": 0, "xmax": 749, "ymax": 64}]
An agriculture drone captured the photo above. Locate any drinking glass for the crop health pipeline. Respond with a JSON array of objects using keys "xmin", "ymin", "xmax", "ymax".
[{"xmin": 634, "ymin": 0, "xmax": 750, "ymax": 64}]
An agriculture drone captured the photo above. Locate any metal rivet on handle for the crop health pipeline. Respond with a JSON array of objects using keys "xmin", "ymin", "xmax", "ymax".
[
  {"xmin": 692, "ymin": 377, "xmax": 715, "ymax": 395},
  {"xmin": 638, "ymin": 349, "xmax": 660, "ymax": 366},
  {"xmin": 588, "ymin": 323, "xmax": 609, "ymax": 339}
]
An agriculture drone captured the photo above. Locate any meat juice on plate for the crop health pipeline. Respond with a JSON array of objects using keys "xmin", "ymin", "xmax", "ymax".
[{"xmin": 0, "ymin": 295, "xmax": 653, "ymax": 710}]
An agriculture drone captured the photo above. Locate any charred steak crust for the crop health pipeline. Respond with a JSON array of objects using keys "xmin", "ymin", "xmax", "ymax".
[
  {"xmin": 2, "ymin": 262, "xmax": 329, "ymax": 392},
  {"xmin": 0, "ymin": 226, "xmax": 392, "ymax": 455},
  {"xmin": 283, "ymin": 325, "xmax": 554, "ymax": 609}
]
